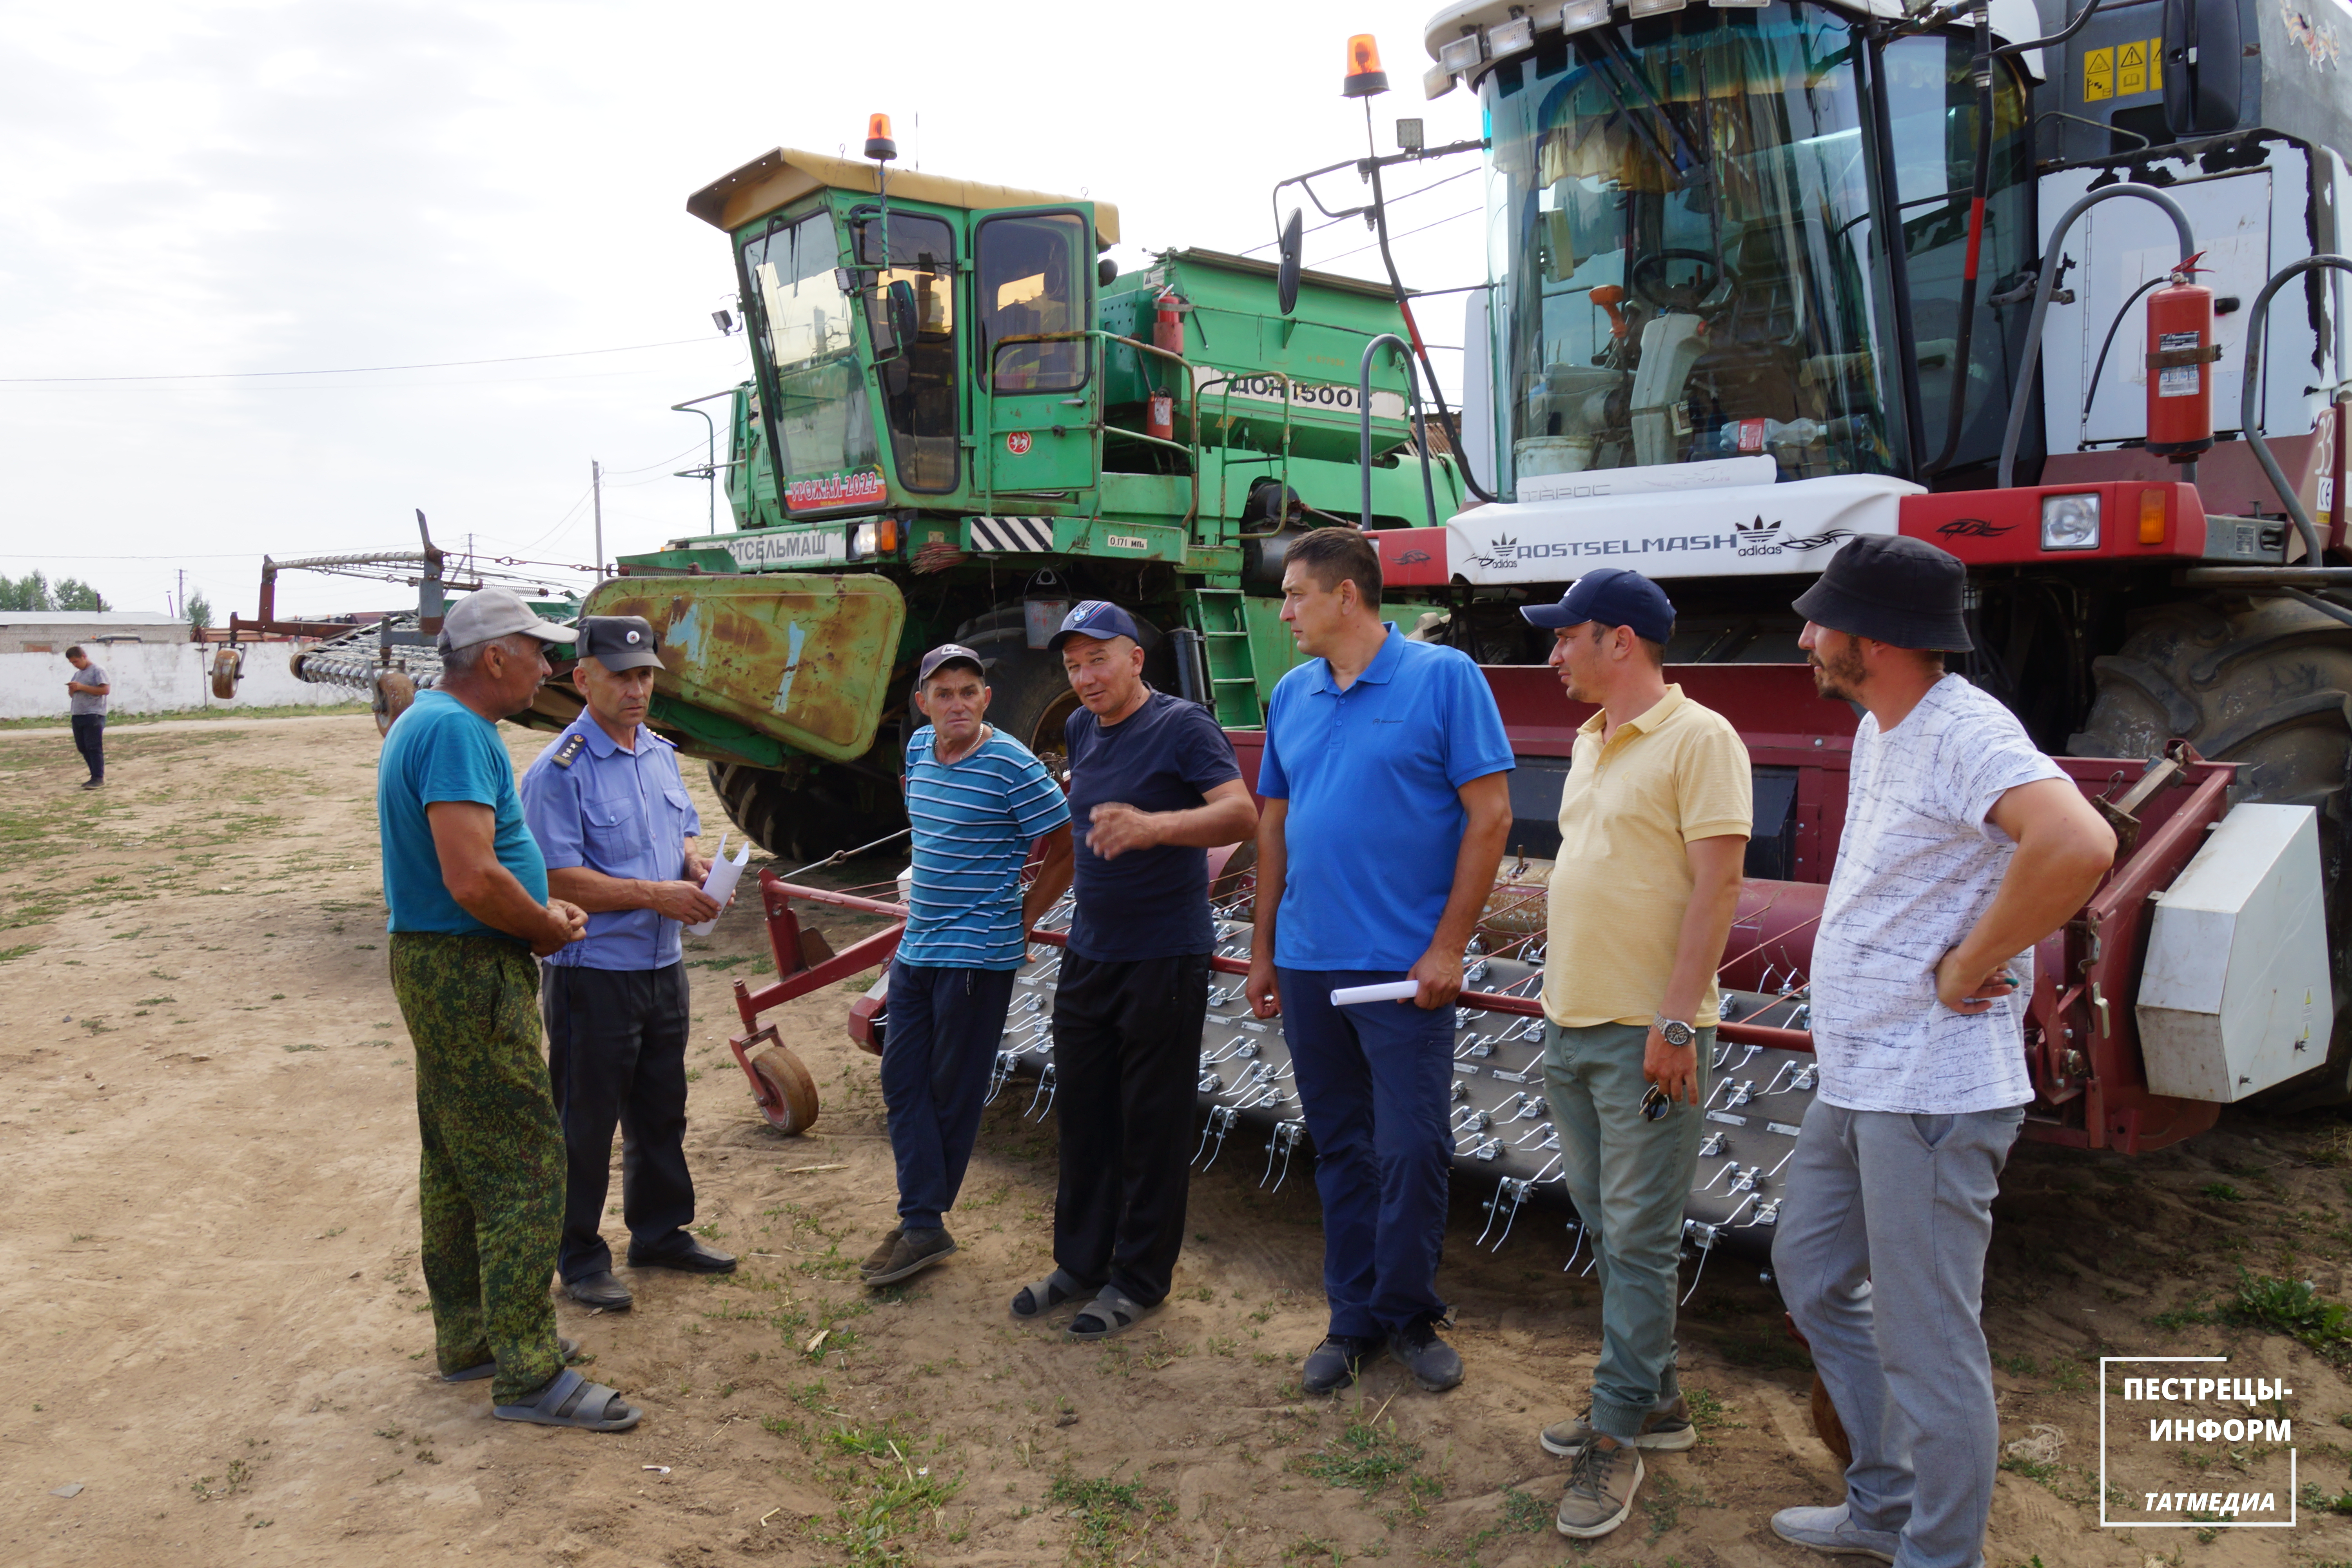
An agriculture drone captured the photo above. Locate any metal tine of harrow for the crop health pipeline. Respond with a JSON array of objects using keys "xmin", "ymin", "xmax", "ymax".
[
  {"xmin": 1260, "ymin": 1121, "xmax": 1306, "ymax": 1192},
  {"xmin": 1024, "ymin": 1060, "xmax": 1058, "ymax": 1120},
  {"xmin": 1679, "ymin": 1221, "xmax": 1718, "ymax": 1305},
  {"xmin": 1763, "ymin": 1147, "xmax": 1797, "ymax": 1179},
  {"xmin": 1758, "ymin": 1060, "xmax": 1801, "ymax": 1096},
  {"xmin": 1513, "ymin": 1120, "xmax": 1557, "ymax": 1149},
  {"xmin": 1197, "ymin": 1105, "xmax": 1240, "ymax": 1172},
  {"xmin": 1525, "ymin": 1152, "xmax": 1564, "ymax": 1186},
  {"xmin": 1562, "ymin": 1220, "xmax": 1587, "ymax": 1274},
  {"xmin": 1739, "ymin": 1198, "xmax": 1782, "ymax": 1229},
  {"xmin": 1693, "ymin": 1158, "xmax": 1740, "ymax": 1194},
  {"xmin": 984, "ymin": 1049, "xmax": 1018, "ymax": 1106}
]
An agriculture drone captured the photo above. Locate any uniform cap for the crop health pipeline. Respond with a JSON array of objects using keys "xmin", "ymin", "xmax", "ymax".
[{"xmin": 577, "ymin": 615, "xmax": 664, "ymax": 672}]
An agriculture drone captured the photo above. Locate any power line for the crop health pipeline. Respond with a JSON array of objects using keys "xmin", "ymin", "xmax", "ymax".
[
  {"xmin": 0, "ymin": 335, "xmax": 723, "ymax": 385},
  {"xmin": 1237, "ymin": 166, "xmax": 1479, "ymax": 258},
  {"xmin": 1319, "ymin": 206, "xmax": 1482, "ymax": 265}
]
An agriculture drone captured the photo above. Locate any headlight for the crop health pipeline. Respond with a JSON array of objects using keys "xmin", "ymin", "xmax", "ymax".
[
  {"xmin": 851, "ymin": 519, "xmax": 899, "ymax": 558},
  {"xmin": 1559, "ymin": 0, "xmax": 1614, "ymax": 30},
  {"xmin": 2040, "ymin": 492, "xmax": 2101, "ymax": 550},
  {"xmin": 1435, "ymin": 33, "xmax": 1484, "ymax": 73},
  {"xmin": 1488, "ymin": 16, "xmax": 1535, "ymax": 56}
]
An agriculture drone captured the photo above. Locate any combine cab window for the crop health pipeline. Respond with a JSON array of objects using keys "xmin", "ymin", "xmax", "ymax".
[
  {"xmin": 739, "ymin": 210, "xmax": 880, "ymax": 509},
  {"xmin": 977, "ymin": 213, "xmax": 1089, "ymax": 394},
  {"xmin": 851, "ymin": 211, "xmax": 960, "ymax": 494},
  {"xmin": 1484, "ymin": 4, "xmax": 1897, "ymax": 488}
]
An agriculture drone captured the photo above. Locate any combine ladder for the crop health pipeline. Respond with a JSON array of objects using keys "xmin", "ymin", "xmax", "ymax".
[{"xmin": 1184, "ymin": 586, "xmax": 1262, "ymax": 729}]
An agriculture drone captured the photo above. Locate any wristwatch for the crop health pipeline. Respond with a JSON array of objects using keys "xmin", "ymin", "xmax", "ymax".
[{"xmin": 1653, "ymin": 1015, "xmax": 1697, "ymax": 1048}]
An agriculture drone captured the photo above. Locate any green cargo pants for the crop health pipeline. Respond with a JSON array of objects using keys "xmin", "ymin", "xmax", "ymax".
[
  {"xmin": 1543, "ymin": 1019, "xmax": 1711, "ymax": 1442},
  {"xmin": 390, "ymin": 932, "xmax": 566, "ymax": 1405}
]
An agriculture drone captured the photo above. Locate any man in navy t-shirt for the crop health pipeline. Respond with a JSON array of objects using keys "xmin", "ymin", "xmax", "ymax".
[{"xmin": 1006, "ymin": 601, "xmax": 1257, "ymax": 1340}]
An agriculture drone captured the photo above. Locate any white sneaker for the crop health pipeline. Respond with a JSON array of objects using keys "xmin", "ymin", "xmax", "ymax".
[{"xmin": 1769, "ymin": 1503, "xmax": 1899, "ymax": 1563}]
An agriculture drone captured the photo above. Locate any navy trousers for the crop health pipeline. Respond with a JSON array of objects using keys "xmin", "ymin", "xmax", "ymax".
[
  {"xmin": 881, "ymin": 960, "xmax": 1018, "ymax": 1230},
  {"xmin": 71, "ymin": 714, "xmax": 104, "ymax": 781},
  {"xmin": 541, "ymin": 961, "xmax": 695, "ymax": 1281},
  {"xmin": 1276, "ymin": 966, "xmax": 1455, "ymax": 1339}
]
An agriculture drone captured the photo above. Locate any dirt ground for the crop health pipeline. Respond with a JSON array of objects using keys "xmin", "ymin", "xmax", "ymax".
[{"xmin": 7, "ymin": 711, "xmax": 2352, "ymax": 1568}]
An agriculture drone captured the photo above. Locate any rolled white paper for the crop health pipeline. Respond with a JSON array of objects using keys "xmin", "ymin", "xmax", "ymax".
[
  {"xmin": 685, "ymin": 832, "xmax": 751, "ymax": 936},
  {"xmin": 1329, "ymin": 980, "xmax": 1420, "ymax": 1006}
]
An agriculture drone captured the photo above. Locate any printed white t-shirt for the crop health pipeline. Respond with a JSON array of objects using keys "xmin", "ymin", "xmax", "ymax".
[{"xmin": 1809, "ymin": 675, "xmax": 2066, "ymax": 1115}]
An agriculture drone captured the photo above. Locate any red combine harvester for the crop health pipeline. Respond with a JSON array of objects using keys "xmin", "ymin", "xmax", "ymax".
[{"xmin": 723, "ymin": 0, "xmax": 2350, "ymax": 1279}]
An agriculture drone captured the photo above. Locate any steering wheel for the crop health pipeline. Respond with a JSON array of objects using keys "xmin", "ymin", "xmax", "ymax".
[{"xmin": 1628, "ymin": 248, "xmax": 1723, "ymax": 312}]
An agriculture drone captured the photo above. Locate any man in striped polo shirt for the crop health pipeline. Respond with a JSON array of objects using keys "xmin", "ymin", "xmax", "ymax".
[{"xmin": 862, "ymin": 642, "xmax": 1074, "ymax": 1287}]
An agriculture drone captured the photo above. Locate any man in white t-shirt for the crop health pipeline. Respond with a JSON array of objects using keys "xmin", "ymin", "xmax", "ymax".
[{"xmin": 1768, "ymin": 536, "xmax": 2115, "ymax": 1568}]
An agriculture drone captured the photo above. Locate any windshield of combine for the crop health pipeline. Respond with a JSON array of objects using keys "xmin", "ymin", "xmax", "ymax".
[
  {"xmin": 1483, "ymin": 5, "xmax": 2024, "ymax": 492},
  {"xmin": 740, "ymin": 209, "xmax": 880, "ymax": 503}
]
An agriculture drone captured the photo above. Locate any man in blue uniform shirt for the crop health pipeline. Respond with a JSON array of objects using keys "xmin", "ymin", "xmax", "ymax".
[
  {"xmin": 521, "ymin": 616, "xmax": 735, "ymax": 1312},
  {"xmin": 1006, "ymin": 601, "xmax": 1257, "ymax": 1339},
  {"xmin": 1243, "ymin": 528, "xmax": 1515, "ymax": 1396}
]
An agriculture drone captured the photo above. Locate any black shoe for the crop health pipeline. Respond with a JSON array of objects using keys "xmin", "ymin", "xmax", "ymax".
[
  {"xmin": 565, "ymin": 1270, "xmax": 633, "ymax": 1310},
  {"xmin": 862, "ymin": 1227, "xmax": 956, "ymax": 1286},
  {"xmin": 1389, "ymin": 1313, "xmax": 1463, "ymax": 1392},
  {"xmin": 1302, "ymin": 1334, "xmax": 1384, "ymax": 1395},
  {"xmin": 627, "ymin": 1237, "xmax": 737, "ymax": 1274},
  {"xmin": 80, "ymin": 779, "xmax": 102, "ymax": 790}
]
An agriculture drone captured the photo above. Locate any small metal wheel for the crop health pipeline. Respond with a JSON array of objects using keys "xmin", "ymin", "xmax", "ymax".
[{"xmin": 209, "ymin": 646, "xmax": 243, "ymax": 700}]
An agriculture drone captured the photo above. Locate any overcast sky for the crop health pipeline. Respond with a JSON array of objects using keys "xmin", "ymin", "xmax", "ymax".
[{"xmin": 0, "ymin": 1, "xmax": 1488, "ymax": 621}]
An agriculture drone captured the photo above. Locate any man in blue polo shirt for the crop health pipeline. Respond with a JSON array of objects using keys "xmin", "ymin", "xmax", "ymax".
[
  {"xmin": 1244, "ymin": 528, "xmax": 1514, "ymax": 1396},
  {"xmin": 521, "ymin": 615, "xmax": 737, "ymax": 1315},
  {"xmin": 1006, "ymin": 601, "xmax": 1257, "ymax": 1339},
  {"xmin": 863, "ymin": 642, "xmax": 1075, "ymax": 1288}
]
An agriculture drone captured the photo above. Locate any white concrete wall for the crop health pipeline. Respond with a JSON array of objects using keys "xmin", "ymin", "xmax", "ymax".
[{"xmin": 0, "ymin": 641, "xmax": 358, "ymax": 720}]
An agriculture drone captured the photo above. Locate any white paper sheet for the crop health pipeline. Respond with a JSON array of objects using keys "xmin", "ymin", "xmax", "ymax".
[{"xmin": 686, "ymin": 832, "xmax": 750, "ymax": 936}]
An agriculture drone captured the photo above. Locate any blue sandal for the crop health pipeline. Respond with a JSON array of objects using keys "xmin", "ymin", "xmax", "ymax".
[
  {"xmin": 1011, "ymin": 1268, "xmax": 1090, "ymax": 1320},
  {"xmin": 492, "ymin": 1367, "xmax": 642, "ymax": 1431}
]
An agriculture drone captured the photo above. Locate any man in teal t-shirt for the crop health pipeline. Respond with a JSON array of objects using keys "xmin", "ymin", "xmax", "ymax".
[{"xmin": 374, "ymin": 589, "xmax": 642, "ymax": 1434}]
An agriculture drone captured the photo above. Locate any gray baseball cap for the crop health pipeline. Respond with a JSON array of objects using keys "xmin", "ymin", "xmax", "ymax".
[{"xmin": 436, "ymin": 588, "xmax": 577, "ymax": 653}]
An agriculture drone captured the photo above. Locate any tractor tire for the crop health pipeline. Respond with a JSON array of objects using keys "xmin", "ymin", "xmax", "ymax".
[
  {"xmin": 708, "ymin": 760, "xmax": 906, "ymax": 868},
  {"xmin": 2066, "ymin": 593, "xmax": 2352, "ymax": 1103},
  {"xmin": 959, "ymin": 628, "xmax": 1085, "ymax": 776}
]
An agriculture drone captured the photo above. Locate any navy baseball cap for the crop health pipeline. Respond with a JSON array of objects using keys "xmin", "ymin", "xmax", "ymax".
[
  {"xmin": 916, "ymin": 642, "xmax": 986, "ymax": 684},
  {"xmin": 1520, "ymin": 568, "xmax": 1676, "ymax": 644},
  {"xmin": 1045, "ymin": 599, "xmax": 1142, "ymax": 653}
]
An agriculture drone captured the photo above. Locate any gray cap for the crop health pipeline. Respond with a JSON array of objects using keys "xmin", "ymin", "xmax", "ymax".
[{"xmin": 436, "ymin": 588, "xmax": 576, "ymax": 653}]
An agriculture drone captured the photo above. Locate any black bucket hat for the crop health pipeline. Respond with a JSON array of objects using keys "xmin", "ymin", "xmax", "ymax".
[{"xmin": 1791, "ymin": 535, "xmax": 1973, "ymax": 652}]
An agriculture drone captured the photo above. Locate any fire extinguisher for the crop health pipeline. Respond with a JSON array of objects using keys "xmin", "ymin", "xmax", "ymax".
[
  {"xmin": 2145, "ymin": 254, "xmax": 2218, "ymax": 462},
  {"xmin": 1148, "ymin": 289, "xmax": 1183, "ymax": 443}
]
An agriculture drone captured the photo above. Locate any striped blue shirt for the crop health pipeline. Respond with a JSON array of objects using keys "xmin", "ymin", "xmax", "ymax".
[{"xmin": 898, "ymin": 724, "xmax": 1071, "ymax": 970}]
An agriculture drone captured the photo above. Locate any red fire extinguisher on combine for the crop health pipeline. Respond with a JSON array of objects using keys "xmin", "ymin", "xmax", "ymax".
[
  {"xmin": 1147, "ymin": 287, "xmax": 1185, "ymax": 443},
  {"xmin": 2145, "ymin": 252, "xmax": 2220, "ymax": 463}
]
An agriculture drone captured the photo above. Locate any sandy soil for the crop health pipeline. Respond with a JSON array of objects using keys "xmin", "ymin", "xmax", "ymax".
[{"xmin": 4, "ymin": 711, "xmax": 2350, "ymax": 1567}]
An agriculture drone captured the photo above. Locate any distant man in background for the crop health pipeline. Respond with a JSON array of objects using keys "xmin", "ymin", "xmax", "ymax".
[
  {"xmin": 521, "ymin": 616, "xmax": 734, "ymax": 1316},
  {"xmin": 378, "ymin": 587, "xmax": 640, "ymax": 1432},
  {"xmin": 863, "ymin": 643, "xmax": 1074, "ymax": 1288},
  {"xmin": 1519, "ymin": 570, "xmax": 1750, "ymax": 1541},
  {"xmin": 64, "ymin": 646, "xmax": 109, "ymax": 789},
  {"xmin": 1244, "ymin": 528, "xmax": 1514, "ymax": 1396},
  {"xmin": 1769, "ymin": 537, "xmax": 2114, "ymax": 1564},
  {"xmin": 1007, "ymin": 601, "xmax": 1255, "ymax": 1339}
]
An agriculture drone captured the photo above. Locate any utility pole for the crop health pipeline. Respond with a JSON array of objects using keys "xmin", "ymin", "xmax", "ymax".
[
  {"xmin": 175, "ymin": 568, "xmax": 185, "ymax": 621},
  {"xmin": 592, "ymin": 459, "xmax": 604, "ymax": 580}
]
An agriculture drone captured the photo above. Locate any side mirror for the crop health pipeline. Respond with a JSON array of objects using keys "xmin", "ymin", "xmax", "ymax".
[
  {"xmin": 887, "ymin": 278, "xmax": 920, "ymax": 351},
  {"xmin": 2163, "ymin": 0, "xmax": 2245, "ymax": 137},
  {"xmin": 1276, "ymin": 207, "xmax": 1304, "ymax": 317},
  {"xmin": 1098, "ymin": 256, "xmax": 1119, "ymax": 287}
]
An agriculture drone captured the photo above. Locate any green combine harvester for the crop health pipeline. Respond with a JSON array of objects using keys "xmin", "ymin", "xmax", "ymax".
[{"xmin": 522, "ymin": 140, "xmax": 1465, "ymax": 859}]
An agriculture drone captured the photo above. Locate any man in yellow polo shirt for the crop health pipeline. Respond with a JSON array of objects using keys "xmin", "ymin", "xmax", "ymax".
[{"xmin": 1521, "ymin": 569, "xmax": 1751, "ymax": 1542}]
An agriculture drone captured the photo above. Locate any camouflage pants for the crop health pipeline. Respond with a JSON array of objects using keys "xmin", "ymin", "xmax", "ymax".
[{"xmin": 389, "ymin": 932, "xmax": 565, "ymax": 1405}]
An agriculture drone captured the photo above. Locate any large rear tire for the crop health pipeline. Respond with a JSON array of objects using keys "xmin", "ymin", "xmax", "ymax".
[
  {"xmin": 708, "ymin": 760, "xmax": 905, "ymax": 867},
  {"xmin": 2067, "ymin": 594, "xmax": 2352, "ymax": 1103}
]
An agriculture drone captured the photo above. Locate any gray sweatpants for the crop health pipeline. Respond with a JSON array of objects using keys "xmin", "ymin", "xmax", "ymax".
[{"xmin": 1771, "ymin": 1099, "xmax": 2023, "ymax": 1568}]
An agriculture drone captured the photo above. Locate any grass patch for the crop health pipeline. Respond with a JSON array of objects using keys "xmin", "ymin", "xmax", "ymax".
[
  {"xmin": 0, "ymin": 944, "xmax": 38, "ymax": 963},
  {"xmin": 2222, "ymin": 1270, "xmax": 2351, "ymax": 1351},
  {"xmin": 1641, "ymin": 1473, "xmax": 1716, "ymax": 1542},
  {"xmin": 814, "ymin": 1421, "xmax": 959, "ymax": 1568},
  {"xmin": 1046, "ymin": 1470, "xmax": 1173, "ymax": 1566},
  {"xmin": 1462, "ymin": 1487, "xmax": 1548, "ymax": 1566},
  {"xmin": 2200, "ymin": 1181, "xmax": 2247, "ymax": 1203},
  {"xmin": 1298, "ymin": 1415, "xmax": 1421, "ymax": 1495},
  {"xmin": 0, "ymin": 702, "xmax": 369, "ymax": 731}
]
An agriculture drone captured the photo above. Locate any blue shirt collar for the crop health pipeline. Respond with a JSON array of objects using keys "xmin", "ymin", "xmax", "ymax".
[{"xmin": 1304, "ymin": 622, "xmax": 1405, "ymax": 695}]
